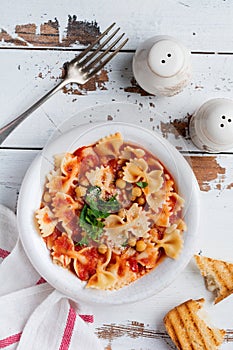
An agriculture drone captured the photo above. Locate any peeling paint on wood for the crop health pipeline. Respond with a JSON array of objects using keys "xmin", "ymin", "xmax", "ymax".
[
  {"xmin": 96, "ymin": 321, "xmax": 169, "ymax": 341},
  {"xmin": 225, "ymin": 330, "xmax": 233, "ymax": 342},
  {"xmin": 124, "ymin": 77, "xmax": 153, "ymax": 96},
  {"xmin": 0, "ymin": 16, "xmax": 100, "ymax": 47},
  {"xmin": 96, "ymin": 321, "xmax": 233, "ymax": 345},
  {"xmin": 62, "ymin": 69, "xmax": 109, "ymax": 94},
  {"xmin": 0, "ymin": 28, "xmax": 27, "ymax": 46},
  {"xmin": 36, "ymin": 62, "xmax": 109, "ymax": 95},
  {"xmin": 15, "ymin": 19, "xmax": 63, "ymax": 46},
  {"xmin": 189, "ymin": 156, "xmax": 226, "ymax": 192},
  {"xmin": 226, "ymin": 183, "xmax": 233, "ymax": 189},
  {"xmin": 160, "ymin": 114, "xmax": 192, "ymax": 140},
  {"xmin": 63, "ymin": 16, "xmax": 100, "ymax": 46}
]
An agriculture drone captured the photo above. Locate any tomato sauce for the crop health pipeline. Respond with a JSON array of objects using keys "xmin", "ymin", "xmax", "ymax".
[
  {"xmin": 128, "ymin": 257, "xmax": 139, "ymax": 273},
  {"xmin": 75, "ymin": 247, "xmax": 99, "ymax": 281}
]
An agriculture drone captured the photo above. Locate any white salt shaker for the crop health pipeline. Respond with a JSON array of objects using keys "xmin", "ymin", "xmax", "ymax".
[
  {"xmin": 189, "ymin": 98, "xmax": 233, "ymax": 152},
  {"xmin": 132, "ymin": 35, "xmax": 192, "ymax": 96}
]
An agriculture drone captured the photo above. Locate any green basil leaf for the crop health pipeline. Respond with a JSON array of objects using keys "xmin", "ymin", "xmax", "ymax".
[
  {"xmin": 86, "ymin": 186, "xmax": 120, "ymax": 214},
  {"xmin": 79, "ymin": 186, "xmax": 121, "ymax": 244},
  {"xmin": 79, "ymin": 204, "xmax": 105, "ymax": 243},
  {"xmin": 136, "ymin": 181, "xmax": 148, "ymax": 188}
]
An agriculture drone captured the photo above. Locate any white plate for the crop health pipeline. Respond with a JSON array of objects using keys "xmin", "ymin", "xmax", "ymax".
[{"xmin": 17, "ymin": 105, "xmax": 200, "ymax": 305}]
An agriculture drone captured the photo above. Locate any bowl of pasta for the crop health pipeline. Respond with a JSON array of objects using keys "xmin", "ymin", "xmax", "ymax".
[{"xmin": 18, "ymin": 121, "xmax": 199, "ymax": 304}]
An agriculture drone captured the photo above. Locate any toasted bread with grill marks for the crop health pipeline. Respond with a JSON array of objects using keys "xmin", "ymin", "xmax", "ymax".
[
  {"xmin": 194, "ymin": 255, "xmax": 233, "ymax": 304},
  {"xmin": 164, "ymin": 298, "xmax": 225, "ymax": 350}
]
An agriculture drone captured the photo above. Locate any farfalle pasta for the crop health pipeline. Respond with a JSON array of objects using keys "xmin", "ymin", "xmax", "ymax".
[{"xmin": 36, "ymin": 132, "xmax": 186, "ymax": 290}]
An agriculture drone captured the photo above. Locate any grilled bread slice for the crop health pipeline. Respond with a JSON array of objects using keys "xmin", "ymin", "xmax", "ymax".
[
  {"xmin": 164, "ymin": 298, "xmax": 225, "ymax": 350},
  {"xmin": 194, "ymin": 255, "xmax": 233, "ymax": 304}
]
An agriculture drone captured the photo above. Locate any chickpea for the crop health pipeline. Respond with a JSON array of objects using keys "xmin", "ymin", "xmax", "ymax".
[
  {"xmin": 43, "ymin": 192, "xmax": 51, "ymax": 203},
  {"xmin": 75, "ymin": 187, "xmax": 81, "ymax": 197},
  {"xmin": 132, "ymin": 186, "xmax": 142, "ymax": 197},
  {"xmin": 75, "ymin": 186, "xmax": 86, "ymax": 197},
  {"xmin": 137, "ymin": 197, "xmax": 145, "ymax": 206},
  {"xmin": 98, "ymin": 244, "xmax": 108, "ymax": 254},
  {"xmin": 136, "ymin": 240, "xmax": 147, "ymax": 252},
  {"xmin": 128, "ymin": 238, "xmax": 137, "ymax": 247},
  {"xmin": 116, "ymin": 178, "xmax": 126, "ymax": 189}
]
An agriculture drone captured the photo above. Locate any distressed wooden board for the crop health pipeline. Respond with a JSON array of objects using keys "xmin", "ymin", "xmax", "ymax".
[
  {"xmin": 1, "ymin": 1, "xmax": 233, "ymax": 349},
  {"xmin": 1, "ymin": 0, "xmax": 233, "ymax": 52},
  {"xmin": 1, "ymin": 50, "xmax": 233, "ymax": 151}
]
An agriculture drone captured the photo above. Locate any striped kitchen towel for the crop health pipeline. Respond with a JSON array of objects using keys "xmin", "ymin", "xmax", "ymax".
[{"xmin": 0, "ymin": 205, "xmax": 103, "ymax": 350}]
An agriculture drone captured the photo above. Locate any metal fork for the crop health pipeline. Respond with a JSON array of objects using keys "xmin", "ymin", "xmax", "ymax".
[{"xmin": 0, "ymin": 23, "xmax": 128, "ymax": 144}]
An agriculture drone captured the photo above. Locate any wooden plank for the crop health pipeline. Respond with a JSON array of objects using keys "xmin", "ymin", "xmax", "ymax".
[
  {"xmin": 1, "ymin": 0, "xmax": 233, "ymax": 52},
  {"xmin": 1, "ymin": 50, "xmax": 233, "ymax": 151},
  {"xmin": 0, "ymin": 149, "xmax": 38, "ymax": 210}
]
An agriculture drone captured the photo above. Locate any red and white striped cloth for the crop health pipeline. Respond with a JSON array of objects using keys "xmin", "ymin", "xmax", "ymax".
[{"xmin": 0, "ymin": 205, "xmax": 104, "ymax": 350}]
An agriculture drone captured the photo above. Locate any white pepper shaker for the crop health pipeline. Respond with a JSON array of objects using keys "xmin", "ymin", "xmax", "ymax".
[
  {"xmin": 189, "ymin": 98, "xmax": 233, "ymax": 152},
  {"xmin": 132, "ymin": 35, "xmax": 192, "ymax": 96}
]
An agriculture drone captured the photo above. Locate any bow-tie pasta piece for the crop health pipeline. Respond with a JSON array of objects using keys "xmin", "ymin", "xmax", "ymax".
[
  {"xmin": 104, "ymin": 203, "xmax": 150, "ymax": 247},
  {"xmin": 36, "ymin": 206, "xmax": 58, "ymax": 237},
  {"xmin": 106, "ymin": 249, "xmax": 138, "ymax": 290},
  {"xmin": 136, "ymin": 242, "xmax": 161, "ymax": 269},
  {"xmin": 123, "ymin": 158, "xmax": 147, "ymax": 183},
  {"xmin": 156, "ymin": 225, "xmax": 184, "ymax": 259},
  {"xmin": 86, "ymin": 165, "xmax": 115, "ymax": 196},
  {"xmin": 52, "ymin": 192, "xmax": 82, "ymax": 226},
  {"xmin": 120, "ymin": 145, "xmax": 145, "ymax": 160},
  {"xmin": 95, "ymin": 132, "xmax": 123, "ymax": 157},
  {"xmin": 123, "ymin": 158, "xmax": 164, "ymax": 195},
  {"xmin": 147, "ymin": 176, "xmax": 175, "ymax": 216},
  {"xmin": 46, "ymin": 153, "xmax": 79, "ymax": 194},
  {"xmin": 87, "ymin": 249, "xmax": 117, "ymax": 289}
]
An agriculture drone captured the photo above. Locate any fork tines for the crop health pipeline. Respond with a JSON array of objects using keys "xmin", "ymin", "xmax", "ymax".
[{"xmin": 72, "ymin": 23, "xmax": 128, "ymax": 79}]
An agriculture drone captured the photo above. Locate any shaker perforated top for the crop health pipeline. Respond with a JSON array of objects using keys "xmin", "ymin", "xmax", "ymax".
[
  {"xmin": 148, "ymin": 40, "xmax": 185, "ymax": 78},
  {"xmin": 189, "ymin": 98, "xmax": 233, "ymax": 152}
]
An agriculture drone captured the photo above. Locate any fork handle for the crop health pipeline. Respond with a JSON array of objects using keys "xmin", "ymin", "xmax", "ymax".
[{"xmin": 0, "ymin": 79, "xmax": 69, "ymax": 145}]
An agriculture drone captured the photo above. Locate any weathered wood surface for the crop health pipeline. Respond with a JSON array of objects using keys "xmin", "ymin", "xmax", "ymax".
[
  {"xmin": 1, "ymin": 50, "xmax": 233, "ymax": 152},
  {"xmin": 1, "ymin": 0, "xmax": 233, "ymax": 52},
  {"xmin": 1, "ymin": 1, "xmax": 233, "ymax": 349}
]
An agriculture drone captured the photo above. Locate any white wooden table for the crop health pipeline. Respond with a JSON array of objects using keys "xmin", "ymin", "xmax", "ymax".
[{"xmin": 1, "ymin": 1, "xmax": 233, "ymax": 349}]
